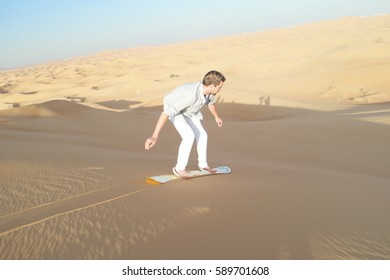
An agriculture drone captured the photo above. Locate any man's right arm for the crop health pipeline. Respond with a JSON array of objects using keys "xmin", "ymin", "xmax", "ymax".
[{"xmin": 145, "ymin": 112, "xmax": 169, "ymax": 150}]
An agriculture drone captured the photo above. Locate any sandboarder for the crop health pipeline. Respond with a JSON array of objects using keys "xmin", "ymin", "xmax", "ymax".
[{"xmin": 144, "ymin": 70, "xmax": 226, "ymax": 179}]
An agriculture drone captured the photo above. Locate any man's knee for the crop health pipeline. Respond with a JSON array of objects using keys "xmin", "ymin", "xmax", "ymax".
[
  {"xmin": 182, "ymin": 131, "xmax": 196, "ymax": 142},
  {"xmin": 198, "ymin": 130, "xmax": 208, "ymax": 142}
]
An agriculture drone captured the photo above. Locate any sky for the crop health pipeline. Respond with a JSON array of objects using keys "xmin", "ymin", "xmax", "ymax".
[{"xmin": 1, "ymin": 0, "xmax": 390, "ymax": 69}]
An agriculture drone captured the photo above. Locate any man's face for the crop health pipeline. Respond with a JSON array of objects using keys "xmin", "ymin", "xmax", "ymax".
[{"xmin": 211, "ymin": 82, "xmax": 224, "ymax": 95}]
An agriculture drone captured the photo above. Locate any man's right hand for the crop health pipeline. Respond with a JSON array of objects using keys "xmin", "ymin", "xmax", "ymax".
[{"xmin": 144, "ymin": 137, "xmax": 157, "ymax": 150}]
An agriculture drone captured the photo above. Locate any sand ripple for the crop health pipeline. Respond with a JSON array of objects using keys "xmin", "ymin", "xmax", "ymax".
[
  {"xmin": 310, "ymin": 226, "xmax": 390, "ymax": 259},
  {"xmin": 0, "ymin": 160, "xmax": 115, "ymax": 216},
  {"xmin": 0, "ymin": 198, "xmax": 211, "ymax": 259}
]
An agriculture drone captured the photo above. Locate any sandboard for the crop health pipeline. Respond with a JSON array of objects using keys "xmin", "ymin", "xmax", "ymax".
[{"xmin": 146, "ymin": 166, "xmax": 231, "ymax": 184}]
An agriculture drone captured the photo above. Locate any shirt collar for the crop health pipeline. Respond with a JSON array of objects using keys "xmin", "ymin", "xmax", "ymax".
[{"xmin": 199, "ymin": 81, "xmax": 204, "ymax": 95}]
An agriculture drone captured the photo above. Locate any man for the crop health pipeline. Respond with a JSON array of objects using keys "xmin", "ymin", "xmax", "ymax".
[{"xmin": 144, "ymin": 70, "xmax": 226, "ymax": 179}]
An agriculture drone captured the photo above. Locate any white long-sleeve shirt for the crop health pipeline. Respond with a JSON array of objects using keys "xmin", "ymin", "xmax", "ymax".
[{"xmin": 163, "ymin": 81, "xmax": 215, "ymax": 120}]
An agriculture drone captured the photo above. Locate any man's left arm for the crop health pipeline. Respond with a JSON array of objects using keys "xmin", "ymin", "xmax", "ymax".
[{"xmin": 208, "ymin": 104, "xmax": 223, "ymax": 127}]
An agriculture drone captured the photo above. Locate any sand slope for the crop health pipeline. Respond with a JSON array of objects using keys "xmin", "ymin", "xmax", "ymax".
[{"xmin": 1, "ymin": 15, "xmax": 390, "ymax": 259}]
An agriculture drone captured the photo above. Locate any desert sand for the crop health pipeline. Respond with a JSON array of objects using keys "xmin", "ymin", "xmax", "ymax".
[{"xmin": 0, "ymin": 15, "xmax": 390, "ymax": 259}]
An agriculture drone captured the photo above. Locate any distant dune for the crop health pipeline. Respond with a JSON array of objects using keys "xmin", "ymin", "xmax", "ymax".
[{"xmin": 1, "ymin": 15, "xmax": 389, "ymax": 112}]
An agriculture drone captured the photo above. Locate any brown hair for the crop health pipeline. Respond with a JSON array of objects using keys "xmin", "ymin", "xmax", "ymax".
[{"xmin": 202, "ymin": 70, "xmax": 226, "ymax": 86}]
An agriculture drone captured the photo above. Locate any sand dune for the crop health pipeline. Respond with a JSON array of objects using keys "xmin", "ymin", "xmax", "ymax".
[
  {"xmin": 1, "ymin": 15, "xmax": 390, "ymax": 111},
  {"xmin": 1, "ymin": 15, "xmax": 390, "ymax": 259}
]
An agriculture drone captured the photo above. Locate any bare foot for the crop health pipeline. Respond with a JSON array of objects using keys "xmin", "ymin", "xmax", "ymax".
[
  {"xmin": 173, "ymin": 168, "xmax": 190, "ymax": 179},
  {"xmin": 200, "ymin": 167, "xmax": 217, "ymax": 173}
]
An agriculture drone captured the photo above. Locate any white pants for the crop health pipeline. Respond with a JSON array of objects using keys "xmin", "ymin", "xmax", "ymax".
[{"xmin": 170, "ymin": 114, "xmax": 208, "ymax": 170}]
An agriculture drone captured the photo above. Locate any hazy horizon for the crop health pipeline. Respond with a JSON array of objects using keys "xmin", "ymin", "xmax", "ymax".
[{"xmin": 1, "ymin": 0, "xmax": 390, "ymax": 69}]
